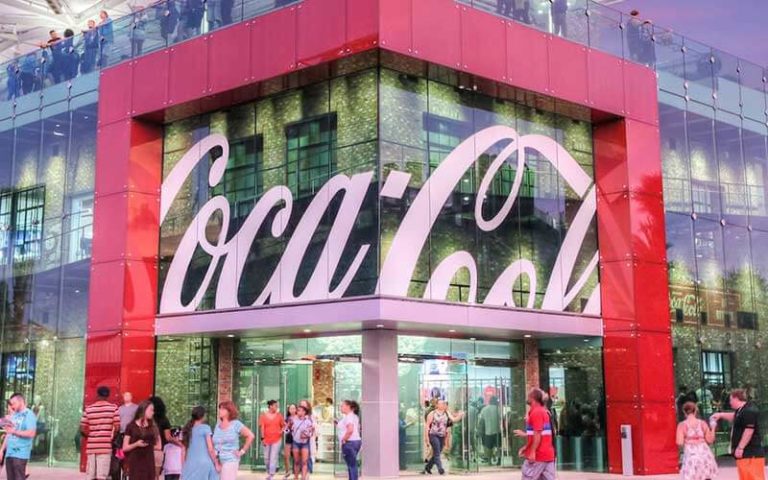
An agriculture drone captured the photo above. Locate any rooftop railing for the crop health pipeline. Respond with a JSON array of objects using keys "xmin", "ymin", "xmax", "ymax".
[
  {"xmin": 0, "ymin": 0, "xmax": 299, "ymax": 105},
  {"xmin": 1, "ymin": 0, "xmax": 767, "ymax": 121},
  {"xmin": 461, "ymin": 0, "xmax": 768, "ymax": 120}
]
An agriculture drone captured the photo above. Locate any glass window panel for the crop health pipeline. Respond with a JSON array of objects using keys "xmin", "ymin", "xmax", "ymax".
[
  {"xmin": 13, "ymin": 117, "xmax": 41, "ymax": 190},
  {"xmin": 684, "ymin": 39, "xmax": 715, "ymax": 106},
  {"xmin": 331, "ymin": 70, "xmax": 378, "ymax": 148},
  {"xmin": 51, "ymin": 337, "xmax": 85, "ymax": 465},
  {"xmin": 748, "ymin": 230, "xmax": 768, "ymax": 337},
  {"xmin": 67, "ymin": 105, "xmax": 96, "ymax": 196},
  {"xmin": 743, "ymin": 120, "xmax": 768, "ymax": 230},
  {"xmin": 155, "ymin": 337, "xmax": 218, "ymax": 426},
  {"xmin": 667, "ymin": 213, "xmax": 699, "ymax": 325},
  {"xmin": 537, "ymin": 337, "xmax": 606, "ymax": 470},
  {"xmin": 654, "ymin": 28, "xmax": 686, "ymax": 96},
  {"xmin": 131, "ymin": 6, "xmax": 167, "ymax": 57},
  {"xmin": 0, "ymin": 129, "xmax": 13, "ymax": 190},
  {"xmin": 739, "ymin": 59, "xmax": 767, "ymax": 122},
  {"xmin": 624, "ymin": 11, "xmax": 655, "ymax": 66},
  {"xmin": 285, "ymin": 113, "xmax": 336, "ymax": 198},
  {"xmin": 398, "ymin": 335, "xmax": 451, "ymax": 356},
  {"xmin": 563, "ymin": 0, "xmax": 589, "ymax": 45},
  {"xmin": 687, "ymin": 103, "xmax": 720, "ymax": 219},
  {"xmin": 518, "ymin": 107, "xmax": 563, "ymax": 309},
  {"xmin": 30, "ymin": 266, "xmax": 60, "ymax": 340},
  {"xmin": 529, "ymin": 0, "xmax": 553, "ymax": 33},
  {"xmin": 424, "ymin": 80, "xmax": 476, "ymax": 302},
  {"xmin": 104, "ymin": 14, "xmax": 134, "ymax": 67},
  {"xmin": 588, "ymin": 4, "xmax": 623, "ymax": 58},
  {"xmin": 380, "ymin": 69, "xmax": 428, "ymax": 151},
  {"xmin": 693, "ymin": 219, "xmax": 725, "ymax": 327},
  {"xmin": 722, "ymin": 225, "xmax": 755, "ymax": 324},
  {"xmin": 700, "ymin": 350, "xmax": 731, "ymax": 401},
  {"xmin": 713, "ymin": 49, "xmax": 741, "ymax": 114},
  {"xmin": 715, "ymin": 112, "xmax": 747, "ymax": 224},
  {"xmin": 660, "ymin": 96, "xmax": 691, "ymax": 213},
  {"xmin": 13, "ymin": 187, "xmax": 46, "ymax": 265}
]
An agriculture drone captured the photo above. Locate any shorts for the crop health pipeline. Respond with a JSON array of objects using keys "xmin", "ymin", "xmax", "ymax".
[
  {"xmin": 154, "ymin": 450, "xmax": 165, "ymax": 469},
  {"xmin": 220, "ymin": 461, "xmax": 239, "ymax": 480},
  {"xmin": 86, "ymin": 453, "xmax": 112, "ymax": 480},
  {"xmin": 293, "ymin": 442, "xmax": 310, "ymax": 451},
  {"xmin": 285, "ymin": 433, "xmax": 293, "ymax": 444},
  {"xmin": 736, "ymin": 457, "xmax": 766, "ymax": 480},
  {"xmin": 521, "ymin": 460, "xmax": 556, "ymax": 480}
]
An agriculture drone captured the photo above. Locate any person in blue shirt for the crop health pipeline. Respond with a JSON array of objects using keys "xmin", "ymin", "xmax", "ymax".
[
  {"xmin": 4, "ymin": 393, "xmax": 37, "ymax": 480},
  {"xmin": 98, "ymin": 10, "xmax": 114, "ymax": 67}
]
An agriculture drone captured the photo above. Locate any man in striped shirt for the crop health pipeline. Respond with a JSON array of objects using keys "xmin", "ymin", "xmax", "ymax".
[{"xmin": 80, "ymin": 386, "xmax": 120, "ymax": 480}]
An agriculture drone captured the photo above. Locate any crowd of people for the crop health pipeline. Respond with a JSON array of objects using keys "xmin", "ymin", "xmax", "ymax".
[
  {"xmin": 4, "ymin": 10, "xmax": 114, "ymax": 100},
  {"xmin": 414, "ymin": 389, "xmax": 557, "ymax": 479},
  {"xmin": 0, "ymin": 384, "xmax": 762, "ymax": 479},
  {"xmin": 4, "ymin": 0, "xmax": 304, "ymax": 100},
  {"xmin": 70, "ymin": 387, "xmax": 363, "ymax": 480}
]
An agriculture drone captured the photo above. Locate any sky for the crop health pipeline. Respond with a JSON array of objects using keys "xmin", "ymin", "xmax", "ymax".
[{"xmin": 611, "ymin": 0, "xmax": 768, "ymax": 66}]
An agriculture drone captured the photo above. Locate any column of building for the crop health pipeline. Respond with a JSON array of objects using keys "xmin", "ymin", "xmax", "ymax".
[{"xmin": 361, "ymin": 329, "xmax": 400, "ymax": 479}]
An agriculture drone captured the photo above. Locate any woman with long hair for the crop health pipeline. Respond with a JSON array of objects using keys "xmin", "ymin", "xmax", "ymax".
[
  {"xmin": 676, "ymin": 401, "xmax": 717, "ymax": 480},
  {"xmin": 122, "ymin": 400, "xmax": 161, "ymax": 480},
  {"xmin": 149, "ymin": 396, "xmax": 176, "ymax": 478},
  {"xmin": 181, "ymin": 406, "xmax": 220, "ymax": 479},
  {"xmin": 282, "ymin": 404, "xmax": 297, "ymax": 479},
  {"xmin": 212, "ymin": 401, "xmax": 255, "ymax": 480},
  {"xmin": 291, "ymin": 405, "xmax": 314, "ymax": 480},
  {"xmin": 298, "ymin": 400, "xmax": 317, "ymax": 473},
  {"xmin": 337, "ymin": 400, "xmax": 361, "ymax": 480}
]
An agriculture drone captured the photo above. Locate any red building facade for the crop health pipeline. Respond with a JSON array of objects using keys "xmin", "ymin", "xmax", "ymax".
[{"xmin": 84, "ymin": 0, "xmax": 676, "ymax": 474}]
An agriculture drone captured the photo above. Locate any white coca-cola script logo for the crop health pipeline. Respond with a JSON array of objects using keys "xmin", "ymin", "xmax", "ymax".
[{"xmin": 159, "ymin": 126, "xmax": 600, "ymax": 315}]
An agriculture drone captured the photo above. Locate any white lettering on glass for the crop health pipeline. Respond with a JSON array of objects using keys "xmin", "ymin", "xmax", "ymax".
[{"xmin": 159, "ymin": 126, "xmax": 600, "ymax": 315}]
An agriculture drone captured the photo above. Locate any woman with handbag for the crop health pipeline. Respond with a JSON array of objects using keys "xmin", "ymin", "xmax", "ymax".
[{"xmin": 422, "ymin": 400, "xmax": 463, "ymax": 475}]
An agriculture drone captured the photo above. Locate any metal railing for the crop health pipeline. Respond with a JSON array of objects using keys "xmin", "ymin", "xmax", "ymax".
[
  {"xmin": 1, "ymin": 0, "xmax": 766, "ymax": 118},
  {"xmin": 0, "ymin": 0, "xmax": 300, "ymax": 103},
  {"xmin": 460, "ymin": 0, "xmax": 767, "ymax": 117}
]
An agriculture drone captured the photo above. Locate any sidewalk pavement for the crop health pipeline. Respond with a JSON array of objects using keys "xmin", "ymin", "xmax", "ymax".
[{"xmin": 23, "ymin": 465, "xmax": 746, "ymax": 479}]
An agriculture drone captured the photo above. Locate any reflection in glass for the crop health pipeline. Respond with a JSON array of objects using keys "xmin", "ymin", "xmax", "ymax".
[
  {"xmin": 687, "ymin": 104, "xmax": 719, "ymax": 219},
  {"xmin": 659, "ymin": 95, "xmax": 691, "ymax": 213}
]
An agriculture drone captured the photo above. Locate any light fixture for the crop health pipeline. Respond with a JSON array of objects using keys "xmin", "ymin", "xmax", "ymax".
[
  {"xmin": 303, "ymin": 329, "xmax": 312, "ymax": 333},
  {"xmin": 469, "ymin": 337, "xmax": 476, "ymax": 341},
  {"xmin": 376, "ymin": 324, "xmax": 384, "ymax": 328},
  {"xmin": 449, "ymin": 329, "xmax": 456, "ymax": 333},
  {"xmin": 226, "ymin": 334, "xmax": 235, "ymax": 338},
  {"xmin": 524, "ymin": 334, "xmax": 532, "ymax": 338},
  {"xmin": 583, "ymin": 339, "xmax": 589, "ymax": 343}
]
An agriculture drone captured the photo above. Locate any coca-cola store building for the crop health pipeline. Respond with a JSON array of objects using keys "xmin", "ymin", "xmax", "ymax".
[{"xmin": 1, "ymin": 0, "xmax": 768, "ymax": 476}]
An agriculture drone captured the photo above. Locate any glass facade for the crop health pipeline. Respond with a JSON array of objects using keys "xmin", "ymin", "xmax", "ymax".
[
  {"xmin": 660, "ymin": 82, "xmax": 768, "ymax": 454},
  {"xmin": 157, "ymin": 334, "xmax": 363, "ymax": 475},
  {"xmin": 0, "ymin": 92, "xmax": 96, "ymax": 466},
  {"xmin": 0, "ymin": 0, "xmax": 766, "ymax": 474},
  {"xmin": 158, "ymin": 58, "xmax": 598, "ymax": 314},
  {"xmin": 156, "ymin": 333, "xmax": 605, "ymax": 474}
]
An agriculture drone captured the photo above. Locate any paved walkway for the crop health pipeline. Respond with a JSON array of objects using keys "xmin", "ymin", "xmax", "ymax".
[{"xmin": 22, "ymin": 465, "xmax": 746, "ymax": 479}]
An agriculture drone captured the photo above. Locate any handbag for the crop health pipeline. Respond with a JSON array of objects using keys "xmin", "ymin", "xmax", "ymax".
[{"xmin": 423, "ymin": 442, "xmax": 433, "ymax": 462}]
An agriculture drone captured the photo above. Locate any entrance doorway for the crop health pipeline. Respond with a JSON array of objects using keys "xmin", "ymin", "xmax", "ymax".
[
  {"xmin": 235, "ymin": 355, "xmax": 361, "ymax": 476},
  {"xmin": 398, "ymin": 356, "xmax": 525, "ymax": 475}
]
